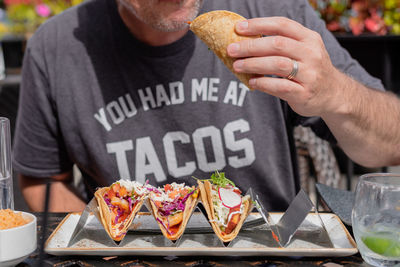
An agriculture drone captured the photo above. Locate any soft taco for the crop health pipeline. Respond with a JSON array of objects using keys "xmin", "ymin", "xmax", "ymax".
[
  {"xmin": 94, "ymin": 179, "xmax": 148, "ymax": 241},
  {"xmin": 197, "ymin": 171, "xmax": 253, "ymax": 242},
  {"xmin": 189, "ymin": 10, "xmax": 261, "ymax": 90},
  {"xmin": 147, "ymin": 182, "xmax": 199, "ymax": 241}
]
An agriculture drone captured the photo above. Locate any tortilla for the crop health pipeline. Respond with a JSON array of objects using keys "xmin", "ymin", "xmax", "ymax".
[
  {"xmin": 189, "ymin": 10, "xmax": 261, "ymax": 90},
  {"xmin": 197, "ymin": 180, "xmax": 252, "ymax": 242},
  {"xmin": 147, "ymin": 188, "xmax": 199, "ymax": 241},
  {"xmin": 94, "ymin": 187, "xmax": 145, "ymax": 241}
]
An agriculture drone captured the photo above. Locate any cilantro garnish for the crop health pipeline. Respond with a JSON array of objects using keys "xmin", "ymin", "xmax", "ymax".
[
  {"xmin": 210, "ymin": 170, "xmax": 235, "ymax": 188},
  {"xmin": 192, "ymin": 171, "xmax": 235, "ymax": 188}
]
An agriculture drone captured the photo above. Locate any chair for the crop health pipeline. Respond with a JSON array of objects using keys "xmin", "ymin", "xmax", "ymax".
[{"xmin": 294, "ymin": 126, "xmax": 342, "ymax": 202}]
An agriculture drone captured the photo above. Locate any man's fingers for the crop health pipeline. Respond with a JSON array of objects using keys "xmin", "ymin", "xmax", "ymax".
[
  {"xmin": 233, "ymin": 56, "xmax": 303, "ymax": 81},
  {"xmin": 249, "ymin": 76, "xmax": 303, "ymax": 101},
  {"xmin": 227, "ymin": 35, "xmax": 304, "ymax": 60},
  {"xmin": 235, "ymin": 17, "xmax": 312, "ymax": 41}
]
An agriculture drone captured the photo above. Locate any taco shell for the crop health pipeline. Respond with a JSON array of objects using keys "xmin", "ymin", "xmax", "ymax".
[
  {"xmin": 94, "ymin": 187, "xmax": 145, "ymax": 241},
  {"xmin": 147, "ymin": 189, "xmax": 199, "ymax": 241},
  {"xmin": 197, "ymin": 180, "xmax": 252, "ymax": 242},
  {"xmin": 189, "ymin": 10, "xmax": 261, "ymax": 90}
]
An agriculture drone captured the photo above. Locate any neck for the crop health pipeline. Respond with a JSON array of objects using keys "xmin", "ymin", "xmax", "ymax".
[{"xmin": 117, "ymin": 2, "xmax": 189, "ymax": 47}]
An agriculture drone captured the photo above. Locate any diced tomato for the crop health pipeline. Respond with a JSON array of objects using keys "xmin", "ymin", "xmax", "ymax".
[
  {"xmin": 155, "ymin": 201, "xmax": 162, "ymax": 208},
  {"xmin": 164, "ymin": 184, "xmax": 172, "ymax": 192},
  {"xmin": 112, "ymin": 183, "xmax": 121, "ymax": 193},
  {"xmin": 168, "ymin": 190, "xmax": 178, "ymax": 199},
  {"xmin": 119, "ymin": 186, "xmax": 128, "ymax": 198},
  {"xmin": 233, "ymin": 188, "xmax": 242, "ymax": 195},
  {"xmin": 179, "ymin": 188, "xmax": 188, "ymax": 199}
]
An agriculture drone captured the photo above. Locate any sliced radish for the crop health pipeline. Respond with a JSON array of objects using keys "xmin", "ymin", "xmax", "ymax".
[{"xmin": 218, "ymin": 187, "xmax": 242, "ymax": 208}]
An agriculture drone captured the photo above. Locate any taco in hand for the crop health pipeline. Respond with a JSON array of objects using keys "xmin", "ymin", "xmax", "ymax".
[
  {"xmin": 197, "ymin": 171, "xmax": 253, "ymax": 242},
  {"xmin": 94, "ymin": 180, "xmax": 147, "ymax": 241},
  {"xmin": 189, "ymin": 10, "xmax": 261, "ymax": 90},
  {"xmin": 147, "ymin": 182, "xmax": 199, "ymax": 241}
]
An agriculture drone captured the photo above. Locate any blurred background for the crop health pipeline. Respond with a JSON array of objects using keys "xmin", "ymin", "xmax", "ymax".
[{"xmin": 0, "ymin": 0, "xmax": 399, "ymax": 211}]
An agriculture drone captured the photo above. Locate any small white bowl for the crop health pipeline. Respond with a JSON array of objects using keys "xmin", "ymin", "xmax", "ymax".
[{"xmin": 0, "ymin": 212, "xmax": 37, "ymax": 267}]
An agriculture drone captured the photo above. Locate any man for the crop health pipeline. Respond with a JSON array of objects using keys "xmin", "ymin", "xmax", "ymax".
[{"xmin": 13, "ymin": 0, "xmax": 400, "ymax": 212}]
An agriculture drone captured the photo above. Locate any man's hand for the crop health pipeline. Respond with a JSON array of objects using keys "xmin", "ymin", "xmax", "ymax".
[
  {"xmin": 227, "ymin": 16, "xmax": 342, "ymax": 117},
  {"xmin": 227, "ymin": 16, "xmax": 400, "ymax": 167}
]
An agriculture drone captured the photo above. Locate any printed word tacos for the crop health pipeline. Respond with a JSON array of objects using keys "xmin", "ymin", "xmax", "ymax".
[
  {"xmin": 94, "ymin": 180, "xmax": 148, "ymax": 241},
  {"xmin": 189, "ymin": 10, "xmax": 261, "ymax": 90},
  {"xmin": 197, "ymin": 171, "xmax": 253, "ymax": 242},
  {"xmin": 147, "ymin": 182, "xmax": 199, "ymax": 240}
]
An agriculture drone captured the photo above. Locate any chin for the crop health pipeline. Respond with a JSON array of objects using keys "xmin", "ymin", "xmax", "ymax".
[
  {"xmin": 151, "ymin": 0, "xmax": 202, "ymax": 31},
  {"xmin": 119, "ymin": 0, "xmax": 202, "ymax": 32}
]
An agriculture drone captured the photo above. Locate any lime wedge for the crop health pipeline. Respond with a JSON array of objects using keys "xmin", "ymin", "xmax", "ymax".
[{"xmin": 362, "ymin": 235, "xmax": 400, "ymax": 257}]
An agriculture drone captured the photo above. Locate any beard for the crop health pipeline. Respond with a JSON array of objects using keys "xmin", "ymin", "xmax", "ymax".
[{"xmin": 117, "ymin": 0, "xmax": 203, "ymax": 32}]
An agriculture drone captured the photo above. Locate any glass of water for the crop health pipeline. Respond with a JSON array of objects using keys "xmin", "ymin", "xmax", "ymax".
[
  {"xmin": 0, "ymin": 117, "xmax": 13, "ymax": 210},
  {"xmin": 352, "ymin": 173, "xmax": 400, "ymax": 266}
]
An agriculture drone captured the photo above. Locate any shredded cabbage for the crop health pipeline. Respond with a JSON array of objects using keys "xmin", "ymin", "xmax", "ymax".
[
  {"xmin": 211, "ymin": 185, "xmax": 243, "ymax": 228},
  {"xmin": 154, "ymin": 184, "xmax": 195, "ymax": 217},
  {"xmin": 128, "ymin": 197, "xmax": 132, "ymax": 211},
  {"xmin": 104, "ymin": 197, "xmax": 111, "ymax": 207}
]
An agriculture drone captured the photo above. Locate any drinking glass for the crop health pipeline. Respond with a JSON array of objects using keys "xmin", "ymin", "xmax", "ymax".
[
  {"xmin": 352, "ymin": 173, "xmax": 400, "ymax": 266},
  {"xmin": 0, "ymin": 117, "xmax": 13, "ymax": 210}
]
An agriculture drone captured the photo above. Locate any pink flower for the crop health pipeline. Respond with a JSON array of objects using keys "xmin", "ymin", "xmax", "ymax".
[
  {"xmin": 35, "ymin": 3, "xmax": 51, "ymax": 17},
  {"xmin": 327, "ymin": 21, "xmax": 341, "ymax": 32},
  {"xmin": 349, "ymin": 17, "xmax": 364, "ymax": 35}
]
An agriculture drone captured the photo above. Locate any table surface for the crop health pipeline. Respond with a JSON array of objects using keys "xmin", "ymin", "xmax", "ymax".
[{"xmin": 18, "ymin": 212, "xmax": 370, "ymax": 267}]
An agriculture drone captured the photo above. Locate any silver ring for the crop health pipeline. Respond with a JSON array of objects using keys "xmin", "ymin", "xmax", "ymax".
[{"xmin": 286, "ymin": 59, "xmax": 298, "ymax": 80}]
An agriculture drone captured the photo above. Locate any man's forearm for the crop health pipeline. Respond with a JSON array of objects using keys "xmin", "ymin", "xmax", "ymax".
[
  {"xmin": 19, "ymin": 174, "xmax": 86, "ymax": 212},
  {"xmin": 321, "ymin": 71, "xmax": 400, "ymax": 167}
]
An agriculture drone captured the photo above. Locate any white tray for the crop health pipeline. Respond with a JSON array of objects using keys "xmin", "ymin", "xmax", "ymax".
[{"xmin": 45, "ymin": 212, "xmax": 357, "ymax": 257}]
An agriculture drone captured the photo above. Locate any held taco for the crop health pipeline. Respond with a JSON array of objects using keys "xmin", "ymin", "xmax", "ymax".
[
  {"xmin": 197, "ymin": 171, "xmax": 253, "ymax": 242},
  {"xmin": 147, "ymin": 182, "xmax": 199, "ymax": 241},
  {"xmin": 94, "ymin": 180, "xmax": 148, "ymax": 241},
  {"xmin": 189, "ymin": 10, "xmax": 261, "ymax": 90}
]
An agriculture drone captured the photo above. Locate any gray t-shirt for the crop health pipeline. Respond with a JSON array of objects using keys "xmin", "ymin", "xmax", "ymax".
[{"xmin": 13, "ymin": 0, "xmax": 383, "ymax": 211}]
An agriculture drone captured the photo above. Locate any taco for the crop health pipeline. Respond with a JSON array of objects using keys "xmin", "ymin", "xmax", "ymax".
[
  {"xmin": 189, "ymin": 10, "xmax": 261, "ymax": 90},
  {"xmin": 147, "ymin": 182, "xmax": 199, "ymax": 240},
  {"xmin": 197, "ymin": 171, "xmax": 253, "ymax": 242},
  {"xmin": 94, "ymin": 180, "xmax": 148, "ymax": 241}
]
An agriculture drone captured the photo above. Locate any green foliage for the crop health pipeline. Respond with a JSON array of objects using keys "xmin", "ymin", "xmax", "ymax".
[
  {"xmin": 4, "ymin": 0, "xmax": 84, "ymax": 35},
  {"xmin": 383, "ymin": 0, "xmax": 400, "ymax": 34},
  {"xmin": 309, "ymin": 0, "xmax": 400, "ymax": 35}
]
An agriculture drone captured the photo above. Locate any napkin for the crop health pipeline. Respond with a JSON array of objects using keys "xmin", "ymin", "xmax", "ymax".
[{"xmin": 316, "ymin": 183, "xmax": 354, "ymax": 226}]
